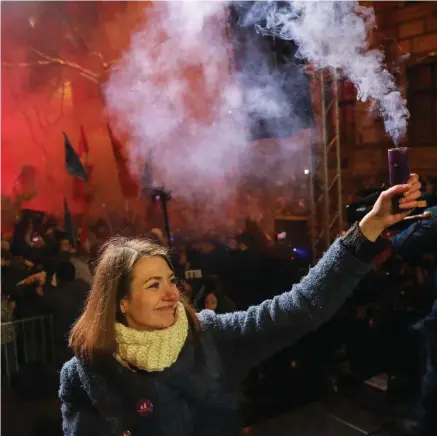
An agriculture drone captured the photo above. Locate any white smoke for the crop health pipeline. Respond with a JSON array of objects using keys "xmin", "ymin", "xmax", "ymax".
[
  {"xmin": 245, "ymin": 0, "xmax": 409, "ymax": 145},
  {"xmin": 105, "ymin": 2, "xmax": 245, "ymax": 202},
  {"xmin": 105, "ymin": 0, "xmax": 409, "ymax": 223},
  {"xmin": 105, "ymin": 1, "xmax": 313, "ymax": 209}
]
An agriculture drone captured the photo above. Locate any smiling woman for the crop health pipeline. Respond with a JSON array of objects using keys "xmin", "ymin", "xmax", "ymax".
[
  {"xmin": 68, "ymin": 238, "xmax": 200, "ymax": 363},
  {"xmin": 120, "ymin": 257, "xmax": 180, "ymax": 331},
  {"xmin": 60, "ymin": 177, "xmax": 422, "ymax": 436}
]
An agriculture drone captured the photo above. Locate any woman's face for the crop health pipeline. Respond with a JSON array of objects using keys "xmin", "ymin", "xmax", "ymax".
[
  {"xmin": 120, "ymin": 256, "xmax": 180, "ymax": 331},
  {"xmin": 205, "ymin": 293, "xmax": 218, "ymax": 311}
]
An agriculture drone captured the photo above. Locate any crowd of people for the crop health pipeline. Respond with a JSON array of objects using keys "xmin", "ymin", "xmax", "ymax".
[
  {"xmin": 1, "ymin": 177, "xmax": 436, "ymax": 436},
  {"xmin": 1, "ymin": 212, "xmax": 301, "ymax": 377}
]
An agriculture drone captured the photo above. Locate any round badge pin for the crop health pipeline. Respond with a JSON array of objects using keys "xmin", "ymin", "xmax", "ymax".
[{"xmin": 136, "ymin": 399, "xmax": 154, "ymax": 417}]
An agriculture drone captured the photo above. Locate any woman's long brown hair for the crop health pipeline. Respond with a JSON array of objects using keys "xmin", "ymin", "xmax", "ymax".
[{"xmin": 69, "ymin": 237, "xmax": 200, "ymax": 362}]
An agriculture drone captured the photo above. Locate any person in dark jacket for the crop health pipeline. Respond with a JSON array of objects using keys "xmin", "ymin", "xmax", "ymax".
[
  {"xmin": 42, "ymin": 261, "xmax": 89, "ymax": 366},
  {"xmin": 59, "ymin": 178, "xmax": 421, "ymax": 436},
  {"xmin": 412, "ymin": 299, "xmax": 437, "ymax": 436},
  {"xmin": 392, "ymin": 206, "xmax": 437, "ymax": 436}
]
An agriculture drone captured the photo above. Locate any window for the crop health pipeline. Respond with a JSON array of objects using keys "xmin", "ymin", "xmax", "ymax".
[
  {"xmin": 337, "ymin": 80, "xmax": 357, "ymax": 145},
  {"xmin": 407, "ymin": 61, "xmax": 437, "ymax": 145}
]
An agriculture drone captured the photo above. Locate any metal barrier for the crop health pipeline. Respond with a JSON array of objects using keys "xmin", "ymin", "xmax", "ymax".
[{"xmin": 1, "ymin": 314, "xmax": 55, "ymax": 388}]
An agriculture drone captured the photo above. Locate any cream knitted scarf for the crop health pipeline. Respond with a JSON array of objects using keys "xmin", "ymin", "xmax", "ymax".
[{"xmin": 115, "ymin": 303, "xmax": 189, "ymax": 372}]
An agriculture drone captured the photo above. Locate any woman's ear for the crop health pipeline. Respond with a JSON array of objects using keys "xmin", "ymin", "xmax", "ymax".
[{"xmin": 120, "ymin": 299, "xmax": 127, "ymax": 314}]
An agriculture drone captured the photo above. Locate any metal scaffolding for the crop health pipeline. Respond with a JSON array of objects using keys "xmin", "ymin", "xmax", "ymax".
[{"xmin": 310, "ymin": 68, "xmax": 343, "ymax": 263}]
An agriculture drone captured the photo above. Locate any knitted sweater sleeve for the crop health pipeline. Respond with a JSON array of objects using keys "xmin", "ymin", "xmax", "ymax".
[
  {"xmin": 59, "ymin": 363, "xmax": 107, "ymax": 436},
  {"xmin": 59, "ymin": 359, "xmax": 124, "ymax": 436},
  {"xmin": 198, "ymin": 224, "xmax": 387, "ymax": 374}
]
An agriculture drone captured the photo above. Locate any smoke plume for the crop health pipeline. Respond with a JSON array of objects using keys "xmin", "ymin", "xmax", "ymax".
[
  {"xmin": 241, "ymin": 0, "xmax": 409, "ymax": 145},
  {"xmin": 105, "ymin": 1, "xmax": 313, "ymax": 211},
  {"xmin": 105, "ymin": 2, "xmax": 244, "ymax": 202},
  {"xmin": 105, "ymin": 1, "xmax": 408, "ymax": 227}
]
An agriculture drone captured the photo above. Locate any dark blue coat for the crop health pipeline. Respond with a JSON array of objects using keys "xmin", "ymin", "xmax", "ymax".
[
  {"xmin": 59, "ymin": 230, "xmax": 381, "ymax": 436},
  {"xmin": 391, "ymin": 206, "xmax": 437, "ymax": 260}
]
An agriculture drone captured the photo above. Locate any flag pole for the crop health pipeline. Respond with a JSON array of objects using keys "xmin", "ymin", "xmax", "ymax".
[{"xmin": 100, "ymin": 201, "xmax": 113, "ymax": 235}]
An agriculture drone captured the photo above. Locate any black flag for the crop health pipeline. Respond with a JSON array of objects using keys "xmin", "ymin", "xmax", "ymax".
[{"xmin": 64, "ymin": 132, "xmax": 88, "ymax": 181}]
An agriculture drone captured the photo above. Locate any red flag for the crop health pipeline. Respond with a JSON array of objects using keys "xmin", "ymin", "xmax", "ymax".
[
  {"xmin": 73, "ymin": 126, "xmax": 94, "ymax": 205},
  {"xmin": 107, "ymin": 123, "xmax": 139, "ymax": 198},
  {"xmin": 78, "ymin": 125, "xmax": 89, "ymax": 155}
]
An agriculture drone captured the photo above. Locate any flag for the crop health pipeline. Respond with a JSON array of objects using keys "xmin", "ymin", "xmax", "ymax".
[
  {"xmin": 73, "ymin": 126, "xmax": 93, "ymax": 204},
  {"xmin": 64, "ymin": 132, "xmax": 88, "ymax": 181},
  {"xmin": 78, "ymin": 125, "xmax": 89, "ymax": 155},
  {"xmin": 64, "ymin": 197, "xmax": 74, "ymax": 244},
  {"xmin": 106, "ymin": 123, "xmax": 139, "ymax": 198}
]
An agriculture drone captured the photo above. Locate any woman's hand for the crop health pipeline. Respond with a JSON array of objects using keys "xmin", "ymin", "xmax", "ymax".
[{"xmin": 359, "ymin": 174, "xmax": 421, "ymax": 241}]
